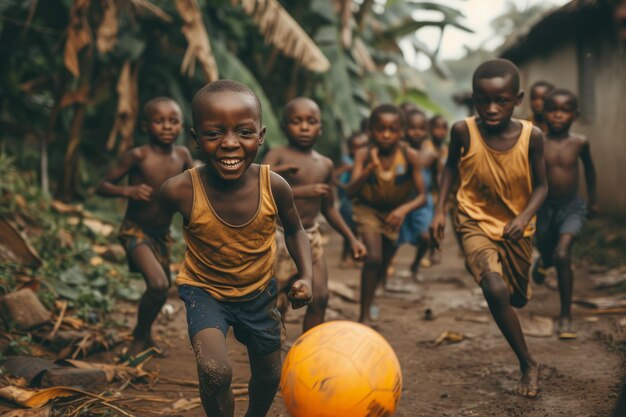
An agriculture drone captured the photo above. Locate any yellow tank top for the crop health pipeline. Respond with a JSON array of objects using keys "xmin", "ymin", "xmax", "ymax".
[
  {"xmin": 176, "ymin": 165, "xmax": 277, "ymax": 301},
  {"xmin": 456, "ymin": 117, "xmax": 536, "ymax": 241},
  {"xmin": 356, "ymin": 145, "xmax": 414, "ymax": 211}
]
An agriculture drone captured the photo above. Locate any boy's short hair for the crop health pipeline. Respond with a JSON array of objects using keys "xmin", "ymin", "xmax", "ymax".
[
  {"xmin": 192, "ymin": 80, "xmax": 262, "ymax": 125},
  {"xmin": 530, "ymin": 80, "xmax": 555, "ymax": 93},
  {"xmin": 472, "ymin": 59, "xmax": 521, "ymax": 93},
  {"xmin": 369, "ymin": 104, "xmax": 406, "ymax": 128},
  {"xmin": 142, "ymin": 97, "xmax": 179, "ymax": 120},
  {"xmin": 405, "ymin": 108, "xmax": 427, "ymax": 120},
  {"xmin": 544, "ymin": 88, "xmax": 579, "ymax": 109},
  {"xmin": 347, "ymin": 131, "xmax": 367, "ymax": 146},
  {"xmin": 281, "ymin": 97, "xmax": 320, "ymax": 123},
  {"xmin": 429, "ymin": 114, "xmax": 447, "ymax": 128}
]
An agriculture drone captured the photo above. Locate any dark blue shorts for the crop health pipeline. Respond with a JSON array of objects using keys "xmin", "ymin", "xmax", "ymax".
[
  {"xmin": 178, "ymin": 279, "xmax": 285, "ymax": 355},
  {"xmin": 536, "ymin": 195, "xmax": 586, "ymax": 266}
]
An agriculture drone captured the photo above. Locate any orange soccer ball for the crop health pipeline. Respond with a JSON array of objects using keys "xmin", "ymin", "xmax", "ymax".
[{"xmin": 280, "ymin": 321, "xmax": 402, "ymax": 417}]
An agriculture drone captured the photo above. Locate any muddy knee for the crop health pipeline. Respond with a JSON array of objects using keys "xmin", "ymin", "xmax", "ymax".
[
  {"xmin": 197, "ymin": 358, "xmax": 232, "ymax": 392},
  {"xmin": 364, "ymin": 252, "xmax": 383, "ymax": 270}
]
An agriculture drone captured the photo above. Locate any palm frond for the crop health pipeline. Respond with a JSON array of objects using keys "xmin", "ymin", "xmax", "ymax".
[
  {"xmin": 176, "ymin": 0, "xmax": 219, "ymax": 82},
  {"xmin": 234, "ymin": 0, "xmax": 330, "ymax": 73}
]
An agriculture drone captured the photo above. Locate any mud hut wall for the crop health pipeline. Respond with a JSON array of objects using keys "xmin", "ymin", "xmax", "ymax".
[{"xmin": 514, "ymin": 38, "xmax": 626, "ymax": 219}]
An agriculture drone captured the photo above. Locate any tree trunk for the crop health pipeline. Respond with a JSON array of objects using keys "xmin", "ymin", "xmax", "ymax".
[{"xmin": 55, "ymin": 47, "xmax": 93, "ymax": 202}]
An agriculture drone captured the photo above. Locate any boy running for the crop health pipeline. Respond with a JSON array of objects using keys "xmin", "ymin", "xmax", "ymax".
[
  {"xmin": 334, "ymin": 131, "xmax": 369, "ymax": 268},
  {"xmin": 158, "ymin": 80, "xmax": 313, "ymax": 417},
  {"xmin": 348, "ymin": 104, "xmax": 426, "ymax": 326},
  {"xmin": 96, "ymin": 97, "xmax": 193, "ymax": 362},
  {"xmin": 398, "ymin": 109, "xmax": 437, "ymax": 280},
  {"xmin": 431, "ymin": 59, "xmax": 548, "ymax": 397},
  {"xmin": 263, "ymin": 97, "xmax": 366, "ymax": 332},
  {"xmin": 528, "ymin": 80, "xmax": 555, "ymax": 132},
  {"xmin": 532, "ymin": 89, "xmax": 597, "ymax": 340}
]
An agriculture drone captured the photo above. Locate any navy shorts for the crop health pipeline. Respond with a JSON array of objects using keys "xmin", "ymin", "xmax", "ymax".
[
  {"xmin": 178, "ymin": 279, "xmax": 285, "ymax": 355},
  {"xmin": 536, "ymin": 195, "xmax": 586, "ymax": 266}
]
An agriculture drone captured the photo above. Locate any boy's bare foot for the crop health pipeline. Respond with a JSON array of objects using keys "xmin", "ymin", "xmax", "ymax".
[
  {"xmin": 516, "ymin": 364, "xmax": 540, "ymax": 398},
  {"xmin": 557, "ymin": 316, "xmax": 577, "ymax": 340}
]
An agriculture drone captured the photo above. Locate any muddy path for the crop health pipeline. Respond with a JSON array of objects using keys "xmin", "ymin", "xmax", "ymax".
[{"xmin": 113, "ymin": 229, "xmax": 623, "ymax": 417}]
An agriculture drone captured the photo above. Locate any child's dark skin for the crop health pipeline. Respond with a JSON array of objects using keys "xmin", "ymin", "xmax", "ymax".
[
  {"xmin": 348, "ymin": 112, "xmax": 426, "ymax": 326},
  {"xmin": 431, "ymin": 75, "xmax": 547, "ymax": 397},
  {"xmin": 542, "ymin": 93, "xmax": 597, "ymax": 333},
  {"xmin": 333, "ymin": 132, "xmax": 369, "ymax": 265},
  {"xmin": 530, "ymin": 84, "xmax": 552, "ymax": 130},
  {"xmin": 264, "ymin": 98, "xmax": 366, "ymax": 332},
  {"xmin": 96, "ymin": 99, "xmax": 193, "ymax": 358},
  {"xmin": 157, "ymin": 91, "xmax": 312, "ymax": 417},
  {"xmin": 405, "ymin": 112, "xmax": 437, "ymax": 278}
]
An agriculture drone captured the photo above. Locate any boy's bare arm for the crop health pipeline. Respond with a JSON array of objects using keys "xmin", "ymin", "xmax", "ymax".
[
  {"xmin": 320, "ymin": 159, "xmax": 367, "ymax": 259},
  {"xmin": 332, "ymin": 163, "xmax": 353, "ymax": 189},
  {"xmin": 346, "ymin": 147, "xmax": 376, "ymax": 198},
  {"xmin": 503, "ymin": 127, "xmax": 548, "ymax": 240},
  {"xmin": 579, "ymin": 138, "xmax": 598, "ymax": 217},
  {"xmin": 430, "ymin": 122, "xmax": 466, "ymax": 247},
  {"xmin": 270, "ymin": 173, "xmax": 313, "ymax": 308},
  {"xmin": 385, "ymin": 148, "xmax": 427, "ymax": 231},
  {"xmin": 96, "ymin": 148, "xmax": 153, "ymax": 201}
]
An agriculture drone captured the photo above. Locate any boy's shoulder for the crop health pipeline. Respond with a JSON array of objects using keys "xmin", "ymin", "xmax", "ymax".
[
  {"xmin": 160, "ymin": 168, "xmax": 193, "ymax": 202},
  {"xmin": 569, "ymin": 132, "xmax": 588, "ymax": 146},
  {"xmin": 174, "ymin": 144, "xmax": 192, "ymax": 157}
]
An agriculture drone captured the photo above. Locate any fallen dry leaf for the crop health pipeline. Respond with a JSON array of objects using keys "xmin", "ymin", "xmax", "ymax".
[{"xmin": 433, "ymin": 331, "xmax": 465, "ymax": 347}]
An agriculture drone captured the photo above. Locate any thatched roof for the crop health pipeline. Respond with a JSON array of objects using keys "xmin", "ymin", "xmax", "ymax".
[{"xmin": 500, "ymin": 0, "xmax": 613, "ymax": 63}]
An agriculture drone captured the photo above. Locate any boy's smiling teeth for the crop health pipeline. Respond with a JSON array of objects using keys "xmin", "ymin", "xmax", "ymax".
[{"xmin": 219, "ymin": 158, "xmax": 243, "ymax": 168}]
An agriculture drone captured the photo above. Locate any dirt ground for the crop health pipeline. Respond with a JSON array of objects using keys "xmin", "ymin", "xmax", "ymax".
[
  {"xmin": 106, "ymin": 229, "xmax": 622, "ymax": 417},
  {"xmin": 3, "ymin": 229, "xmax": 623, "ymax": 416}
]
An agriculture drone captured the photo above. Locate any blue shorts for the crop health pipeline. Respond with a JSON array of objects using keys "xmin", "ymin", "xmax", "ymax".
[
  {"xmin": 398, "ymin": 195, "xmax": 434, "ymax": 245},
  {"xmin": 535, "ymin": 195, "xmax": 586, "ymax": 266},
  {"xmin": 178, "ymin": 279, "xmax": 284, "ymax": 355},
  {"xmin": 339, "ymin": 198, "xmax": 355, "ymax": 230}
]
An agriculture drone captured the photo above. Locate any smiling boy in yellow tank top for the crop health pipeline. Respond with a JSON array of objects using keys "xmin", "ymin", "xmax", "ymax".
[
  {"xmin": 431, "ymin": 59, "xmax": 548, "ymax": 398},
  {"xmin": 157, "ymin": 80, "xmax": 313, "ymax": 417}
]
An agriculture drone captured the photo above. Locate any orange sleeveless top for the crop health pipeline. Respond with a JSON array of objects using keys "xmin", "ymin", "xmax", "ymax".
[
  {"xmin": 456, "ymin": 117, "xmax": 536, "ymax": 241},
  {"xmin": 176, "ymin": 165, "xmax": 277, "ymax": 301},
  {"xmin": 355, "ymin": 146, "xmax": 414, "ymax": 211}
]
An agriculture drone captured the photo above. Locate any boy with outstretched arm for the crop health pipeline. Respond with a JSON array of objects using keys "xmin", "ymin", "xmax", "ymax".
[
  {"xmin": 96, "ymin": 97, "xmax": 193, "ymax": 363},
  {"xmin": 263, "ymin": 97, "xmax": 366, "ymax": 332},
  {"xmin": 157, "ymin": 80, "xmax": 312, "ymax": 417},
  {"xmin": 430, "ymin": 59, "xmax": 548, "ymax": 397},
  {"xmin": 532, "ymin": 88, "xmax": 597, "ymax": 340},
  {"xmin": 528, "ymin": 80, "xmax": 555, "ymax": 133},
  {"xmin": 348, "ymin": 104, "xmax": 426, "ymax": 327}
]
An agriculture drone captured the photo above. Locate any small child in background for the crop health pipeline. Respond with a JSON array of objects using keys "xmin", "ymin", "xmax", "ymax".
[
  {"xmin": 334, "ymin": 131, "xmax": 369, "ymax": 268},
  {"xmin": 264, "ymin": 97, "xmax": 366, "ymax": 332},
  {"xmin": 348, "ymin": 104, "xmax": 426, "ymax": 326},
  {"xmin": 528, "ymin": 80, "xmax": 555, "ymax": 133},
  {"xmin": 96, "ymin": 97, "xmax": 193, "ymax": 363},
  {"xmin": 532, "ymin": 88, "xmax": 597, "ymax": 340},
  {"xmin": 398, "ymin": 109, "xmax": 438, "ymax": 281}
]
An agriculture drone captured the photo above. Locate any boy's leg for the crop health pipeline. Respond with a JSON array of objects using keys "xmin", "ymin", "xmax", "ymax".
[
  {"xmin": 553, "ymin": 233, "xmax": 576, "ymax": 336},
  {"xmin": 246, "ymin": 348, "xmax": 282, "ymax": 417},
  {"xmin": 128, "ymin": 244, "xmax": 170, "ymax": 356},
  {"xmin": 410, "ymin": 232, "xmax": 430, "ymax": 281},
  {"xmin": 359, "ymin": 231, "xmax": 383, "ymax": 324},
  {"xmin": 191, "ymin": 328, "xmax": 234, "ymax": 417},
  {"xmin": 481, "ymin": 274, "xmax": 539, "ymax": 397},
  {"xmin": 303, "ymin": 258, "xmax": 329, "ymax": 332}
]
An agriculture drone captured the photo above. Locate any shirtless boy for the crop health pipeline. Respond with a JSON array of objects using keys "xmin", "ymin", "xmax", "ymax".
[
  {"xmin": 96, "ymin": 97, "xmax": 193, "ymax": 361},
  {"xmin": 264, "ymin": 97, "xmax": 366, "ymax": 332},
  {"xmin": 532, "ymin": 88, "xmax": 597, "ymax": 339}
]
